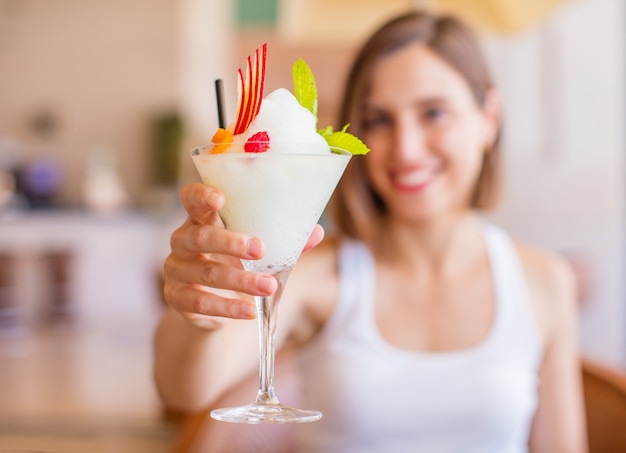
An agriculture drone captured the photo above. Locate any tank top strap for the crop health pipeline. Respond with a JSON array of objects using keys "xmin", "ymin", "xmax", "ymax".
[
  {"xmin": 481, "ymin": 220, "xmax": 543, "ymax": 362},
  {"xmin": 316, "ymin": 239, "xmax": 376, "ymax": 344}
]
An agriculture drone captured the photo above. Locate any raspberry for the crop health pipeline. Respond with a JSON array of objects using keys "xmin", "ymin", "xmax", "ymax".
[{"xmin": 244, "ymin": 131, "xmax": 270, "ymax": 153}]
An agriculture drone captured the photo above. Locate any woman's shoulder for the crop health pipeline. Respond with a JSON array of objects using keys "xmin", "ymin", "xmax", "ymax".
[
  {"xmin": 513, "ymin": 241, "xmax": 578, "ymax": 345},
  {"xmin": 514, "ymin": 242, "xmax": 576, "ymax": 297}
]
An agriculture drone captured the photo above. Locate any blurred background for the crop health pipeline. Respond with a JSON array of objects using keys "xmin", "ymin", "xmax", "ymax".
[{"xmin": 0, "ymin": 0, "xmax": 623, "ymax": 451}]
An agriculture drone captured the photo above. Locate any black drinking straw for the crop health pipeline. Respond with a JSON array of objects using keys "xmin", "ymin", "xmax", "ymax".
[{"xmin": 215, "ymin": 79, "xmax": 226, "ymax": 129}]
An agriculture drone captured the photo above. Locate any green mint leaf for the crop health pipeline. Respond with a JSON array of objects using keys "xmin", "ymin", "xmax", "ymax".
[
  {"xmin": 317, "ymin": 125, "xmax": 334, "ymax": 137},
  {"xmin": 292, "ymin": 59, "xmax": 318, "ymax": 118},
  {"xmin": 323, "ymin": 130, "xmax": 370, "ymax": 155}
]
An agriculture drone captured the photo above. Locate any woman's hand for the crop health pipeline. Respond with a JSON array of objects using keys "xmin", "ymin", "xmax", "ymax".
[{"xmin": 162, "ymin": 183, "xmax": 324, "ymax": 330}]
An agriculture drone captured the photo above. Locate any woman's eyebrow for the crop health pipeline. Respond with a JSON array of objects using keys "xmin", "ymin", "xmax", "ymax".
[
  {"xmin": 363, "ymin": 96, "xmax": 450, "ymax": 113},
  {"xmin": 415, "ymin": 96, "xmax": 450, "ymax": 106}
]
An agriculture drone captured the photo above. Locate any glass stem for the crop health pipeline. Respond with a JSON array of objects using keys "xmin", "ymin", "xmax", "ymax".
[{"xmin": 254, "ymin": 267, "xmax": 292, "ymax": 405}]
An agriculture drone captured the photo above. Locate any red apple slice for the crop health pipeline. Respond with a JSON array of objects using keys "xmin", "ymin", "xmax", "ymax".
[{"xmin": 233, "ymin": 43, "xmax": 267, "ymax": 135}]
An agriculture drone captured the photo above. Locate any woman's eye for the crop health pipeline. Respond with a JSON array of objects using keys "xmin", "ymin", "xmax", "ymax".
[
  {"xmin": 422, "ymin": 104, "xmax": 454, "ymax": 124},
  {"xmin": 362, "ymin": 115, "xmax": 391, "ymax": 130},
  {"xmin": 423, "ymin": 107, "xmax": 446, "ymax": 122}
]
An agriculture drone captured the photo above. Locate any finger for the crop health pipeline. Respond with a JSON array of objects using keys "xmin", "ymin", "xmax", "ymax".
[
  {"xmin": 303, "ymin": 224, "xmax": 325, "ymax": 253},
  {"xmin": 171, "ymin": 223, "xmax": 265, "ymax": 260},
  {"xmin": 179, "ymin": 312, "xmax": 226, "ymax": 331},
  {"xmin": 164, "ymin": 255, "xmax": 277, "ymax": 296},
  {"xmin": 180, "ymin": 183, "xmax": 225, "ymax": 225},
  {"xmin": 164, "ymin": 281, "xmax": 257, "ymax": 320}
]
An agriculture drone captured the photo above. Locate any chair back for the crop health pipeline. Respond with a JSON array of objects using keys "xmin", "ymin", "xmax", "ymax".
[{"xmin": 582, "ymin": 358, "xmax": 626, "ymax": 453}]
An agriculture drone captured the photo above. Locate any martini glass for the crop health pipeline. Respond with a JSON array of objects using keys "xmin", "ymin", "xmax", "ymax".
[{"xmin": 191, "ymin": 142, "xmax": 351, "ymax": 423}]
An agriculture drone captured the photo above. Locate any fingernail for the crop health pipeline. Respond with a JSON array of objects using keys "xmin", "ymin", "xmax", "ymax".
[
  {"xmin": 246, "ymin": 237, "xmax": 263, "ymax": 258},
  {"xmin": 257, "ymin": 275, "xmax": 275, "ymax": 294},
  {"xmin": 241, "ymin": 303, "xmax": 257, "ymax": 319},
  {"xmin": 207, "ymin": 191, "xmax": 222, "ymax": 208}
]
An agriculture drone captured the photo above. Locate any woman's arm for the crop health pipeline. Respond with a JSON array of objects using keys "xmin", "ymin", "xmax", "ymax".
[
  {"xmin": 154, "ymin": 305, "xmax": 258, "ymax": 412},
  {"xmin": 523, "ymin": 248, "xmax": 588, "ymax": 453}
]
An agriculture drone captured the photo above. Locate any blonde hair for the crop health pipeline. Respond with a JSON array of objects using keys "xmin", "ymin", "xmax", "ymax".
[{"xmin": 330, "ymin": 10, "xmax": 502, "ymax": 248}]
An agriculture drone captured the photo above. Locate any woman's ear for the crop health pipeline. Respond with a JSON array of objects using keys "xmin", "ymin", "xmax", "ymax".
[{"xmin": 482, "ymin": 88, "xmax": 501, "ymax": 148}]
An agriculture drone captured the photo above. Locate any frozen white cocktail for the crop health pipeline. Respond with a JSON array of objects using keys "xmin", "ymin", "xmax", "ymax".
[
  {"xmin": 192, "ymin": 145, "xmax": 350, "ymax": 273},
  {"xmin": 190, "ymin": 44, "xmax": 368, "ymax": 423}
]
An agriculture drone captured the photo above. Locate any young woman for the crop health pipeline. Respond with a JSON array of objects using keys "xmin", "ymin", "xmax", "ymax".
[{"xmin": 154, "ymin": 11, "xmax": 587, "ymax": 452}]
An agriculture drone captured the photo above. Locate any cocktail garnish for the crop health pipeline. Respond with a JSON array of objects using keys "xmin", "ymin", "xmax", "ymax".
[
  {"xmin": 318, "ymin": 124, "xmax": 370, "ymax": 156},
  {"xmin": 213, "ymin": 44, "xmax": 369, "ymax": 157},
  {"xmin": 233, "ymin": 43, "xmax": 267, "ymax": 135},
  {"xmin": 244, "ymin": 131, "xmax": 271, "ymax": 153},
  {"xmin": 292, "ymin": 59, "xmax": 369, "ymax": 156},
  {"xmin": 292, "ymin": 59, "xmax": 318, "ymax": 118},
  {"xmin": 211, "ymin": 127, "xmax": 234, "ymax": 154}
]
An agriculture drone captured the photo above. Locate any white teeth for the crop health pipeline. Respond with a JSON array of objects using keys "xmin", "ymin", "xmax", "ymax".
[{"xmin": 394, "ymin": 169, "xmax": 431, "ymax": 186}]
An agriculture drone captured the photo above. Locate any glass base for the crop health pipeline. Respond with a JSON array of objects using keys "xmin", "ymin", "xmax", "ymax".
[{"xmin": 210, "ymin": 402, "xmax": 322, "ymax": 424}]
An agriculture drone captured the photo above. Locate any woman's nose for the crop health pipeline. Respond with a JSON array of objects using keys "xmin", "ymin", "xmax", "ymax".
[{"xmin": 392, "ymin": 119, "xmax": 427, "ymax": 161}]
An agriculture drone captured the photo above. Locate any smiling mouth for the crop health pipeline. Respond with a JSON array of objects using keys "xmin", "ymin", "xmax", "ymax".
[{"xmin": 392, "ymin": 167, "xmax": 436, "ymax": 191}]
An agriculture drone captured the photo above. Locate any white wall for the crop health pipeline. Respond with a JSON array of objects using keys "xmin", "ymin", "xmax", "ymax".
[
  {"xmin": 484, "ymin": 0, "xmax": 625, "ymax": 368},
  {"xmin": 178, "ymin": 0, "xmax": 235, "ymax": 144},
  {"xmin": 0, "ymin": 0, "xmax": 179, "ymax": 204}
]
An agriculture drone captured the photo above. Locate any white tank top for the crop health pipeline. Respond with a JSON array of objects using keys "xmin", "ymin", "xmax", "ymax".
[{"xmin": 295, "ymin": 222, "xmax": 542, "ymax": 453}]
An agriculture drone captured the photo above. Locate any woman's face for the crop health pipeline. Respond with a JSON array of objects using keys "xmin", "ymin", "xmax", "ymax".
[{"xmin": 361, "ymin": 43, "xmax": 498, "ymax": 223}]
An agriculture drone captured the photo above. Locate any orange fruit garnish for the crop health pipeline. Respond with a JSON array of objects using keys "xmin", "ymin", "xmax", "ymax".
[{"xmin": 211, "ymin": 128, "xmax": 233, "ymax": 154}]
